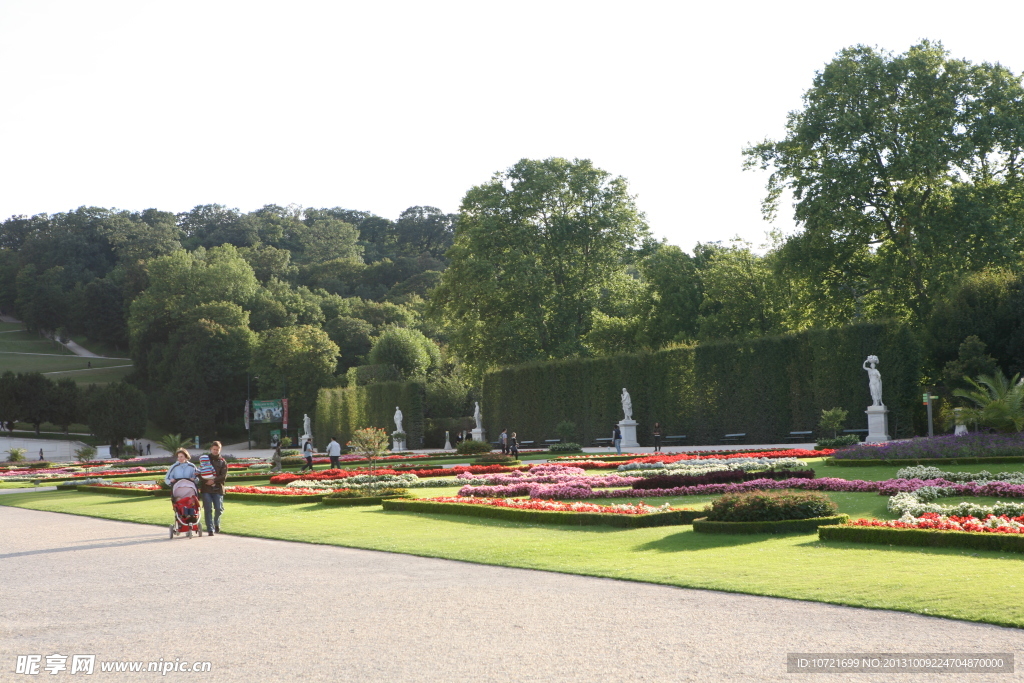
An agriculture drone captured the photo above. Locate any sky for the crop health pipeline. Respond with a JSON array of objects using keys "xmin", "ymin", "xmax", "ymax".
[{"xmin": 2, "ymin": 0, "xmax": 1024, "ymax": 252}]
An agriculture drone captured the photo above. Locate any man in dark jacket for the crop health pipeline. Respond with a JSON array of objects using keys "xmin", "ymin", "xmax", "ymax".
[{"xmin": 200, "ymin": 441, "xmax": 228, "ymax": 535}]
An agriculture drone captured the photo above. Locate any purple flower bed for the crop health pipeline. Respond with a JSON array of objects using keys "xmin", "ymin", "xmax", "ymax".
[
  {"xmin": 832, "ymin": 432, "xmax": 1024, "ymax": 460},
  {"xmin": 632, "ymin": 469, "xmax": 815, "ymax": 490}
]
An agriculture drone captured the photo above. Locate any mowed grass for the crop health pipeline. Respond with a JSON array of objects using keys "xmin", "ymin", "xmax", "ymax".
[
  {"xmin": 6, "ymin": 487, "xmax": 1024, "ymax": 628},
  {"xmin": 0, "ymin": 329, "xmax": 75, "ymax": 354},
  {"xmin": 0, "ymin": 353, "xmax": 132, "ymax": 385}
]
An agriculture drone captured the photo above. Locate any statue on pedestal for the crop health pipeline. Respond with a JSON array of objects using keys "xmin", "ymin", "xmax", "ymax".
[
  {"xmin": 863, "ymin": 356, "xmax": 884, "ymax": 407},
  {"xmin": 621, "ymin": 388, "xmax": 633, "ymax": 421},
  {"xmin": 474, "ymin": 402, "xmax": 482, "ymax": 430},
  {"xmin": 302, "ymin": 414, "xmax": 312, "ymax": 440},
  {"xmin": 394, "ymin": 406, "xmax": 404, "ymax": 433}
]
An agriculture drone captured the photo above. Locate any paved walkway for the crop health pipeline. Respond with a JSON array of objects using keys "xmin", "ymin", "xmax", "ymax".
[{"xmin": 3, "ymin": 507, "xmax": 1023, "ymax": 681}]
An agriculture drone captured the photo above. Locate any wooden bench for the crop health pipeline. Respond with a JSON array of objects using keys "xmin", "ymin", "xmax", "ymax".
[
  {"xmin": 518, "ymin": 440, "xmax": 535, "ymax": 448},
  {"xmin": 543, "ymin": 439, "xmax": 562, "ymax": 446},
  {"xmin": 722, "ymin": 433, "xmax": 746, "ymax": 444},
  {"xmin": 593, "ymin": 437, "xmax": 613, "ymax": 447},
  {"xmin": 785, "ymin": 431, "xmax": 814, "ymax": 442},
  {"xmin": 662, "ymin": 435, "xmax": 687, "ymax": 446}
]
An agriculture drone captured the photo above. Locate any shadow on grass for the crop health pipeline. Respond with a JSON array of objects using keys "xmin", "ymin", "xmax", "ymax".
[
  {"xmin": 802, "ymin": 537, "xmax": 1024, "ymax": 560},
  {"xmin": 371, "ymin": 508, "xmax": 639, "ymax": 533},
  {"xmin": 635, "ymin": 529, "xmax": 795, "ymax": 553}
]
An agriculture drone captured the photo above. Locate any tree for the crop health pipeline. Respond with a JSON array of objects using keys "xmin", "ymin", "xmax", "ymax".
[
  {"xmin": 942, "ymin": 335, "xmax": 999, "ymax": 393},
  {"xmin": 394, "ymin": 206, "xmax": 456, "ymax": 258},
  {"xmin": 432, "ymin": 157, "xmax": 649, "ymax": 375},
  {"xmin": 250, "ymin": 325, "xmax": 339, "ymax": 421},
  {"xmin": 13, "ymin": 372, "xmax": 53, "ymax": 435},
  {"xmin": 367, "ymin": 327, "xmax": 439, "ymax": 378},
  {"xmin": 0, "ymin": 371, "xmax": 17, "ymax": 434},
  {"xmin": 324, "ymin": 316, "xmax": 374, "ymax": 369},
  {"xmin": 84, "ymin": 382, "xmax": 148, "ymax": 457},
  {"xmin": 49, "ymin": 378, "xmax": 80, "ymax": 436},
  {"xmin": 745, "ymin": 41, "xmax": 1024, "ymax": 323},
  {"xmin": 695, "ymin": 242, "xmax": 787, "ymax": 341},
  {"xmin": 296, "ymin": 218, "xmax": 362, "ymax": 264},
  {"xmin": 953, "ymin": 370, "xmax": 1024, "ymax": 433}
]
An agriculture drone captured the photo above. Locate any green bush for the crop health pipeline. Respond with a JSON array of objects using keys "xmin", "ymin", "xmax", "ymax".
[
  {"xmin": 705, "ymin": 490, "xmax": 838, "ymax": 522},
  {"xmin": 816, "ymin": 434, "xmax": 861, "ymax": 450},
  {"xmin": 7, "ymin": 448, "xmax": 26, "ymax": 462},
  {"xmin": 548, "ymin": 442, "xmax": 582, "ymax": 453},
  {"xmin": 693, "ymin": 515, "xmax": 848, "ymax": 534},
  {"xmin": 456, "ymin": 439, "xmax": 492, "ymax": 455},
  {"xmin": 555, "ymin": 420, "xmax": 577, "ymax": 443},
  {"xmin": 819, "ymin": 524, "xmax": 1024, "ymax": 553},
  {"xmin": 382, "ymin": 499, "xmax": 702, "ymax": 527},
  {"xmin": 74, "ymin": 445, "xmax": 97, "ymax": 462}
]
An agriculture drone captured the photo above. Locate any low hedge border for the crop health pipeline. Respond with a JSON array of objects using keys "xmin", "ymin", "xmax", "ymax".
[
  {"xmin": 76, "ymin": 485, "xmax": 156, "ymax": 497},
  {"xmin": 322, "ymin": 494, "xmax": 412, "ymax": 506},
  {"xmin": 818, "ymin": 524, "xmax": 1024, "ymax": 553},
  {"xmin": 692, "ymin": 514, "xmax": 849, "ymax": 535},
  {"xmin": 826, "ymin": 456, "xmax": 1024, "ymax": 467},
  {"xmin": 472, "ymin": 459, "xmax": 521, "ymax": 466},
  {"xmin": 381, "ymin": 499, "xmax": 702, "ymax": 527}
]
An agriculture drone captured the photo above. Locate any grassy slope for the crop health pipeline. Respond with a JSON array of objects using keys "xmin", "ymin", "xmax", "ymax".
[
  {"xmin": 5, "ymin": 484, "xmax": 1024, "ymax": 628},
  {"xmin": 0, "ymin": 325, "xmax": 132, "ymax": 385}
]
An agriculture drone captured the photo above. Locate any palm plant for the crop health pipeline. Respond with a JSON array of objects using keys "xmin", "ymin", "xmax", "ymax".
[
  {"xmin": 156, "ymin": 433, "xmax": 190, "ymax": 455},
  {"xmin": 952, "ymin": 371, "xmax": 1024, "ymax": 433}
]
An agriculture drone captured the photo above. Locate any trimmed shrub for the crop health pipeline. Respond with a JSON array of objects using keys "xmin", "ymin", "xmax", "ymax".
[
  {"xmin": 382, "ymin": 499, "xmax": 702, "ymax": 527},
  {"xmin": 694, "ymin": 514, "xmax": 848, "ymax": 534},
  {"xmin": 456, "ymin": 439, "xmax": 492, "ymax": 455},
  {"xmin": 632, "ymin": 469, "xmax": 814, "ymax": 490},
  {"xmin": 816, "ymin": 435, "xmax": 860, "ymax": 450},
  {"xmin": 819, "ymin": 524, "xmax": 1024, "ymax": 553},
  {"xmin": 549, "ymin": 442, "xmax": 583, "ymax": 453},
  {"xmin": 315, "ymin": 380, "xmax": 425, "ymax": 450},
  {"xmin": 705, "ymin": 490, "xmax": 838, "ymax": 522},
  {"xmin": 482, "ymin": 322, "xmax": 921, "ymax": 446}
]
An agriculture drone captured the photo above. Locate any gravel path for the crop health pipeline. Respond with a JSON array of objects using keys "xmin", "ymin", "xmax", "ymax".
[{"xmin": 3, "ymin": 506, "xmax": 1023, "ymax": 682}]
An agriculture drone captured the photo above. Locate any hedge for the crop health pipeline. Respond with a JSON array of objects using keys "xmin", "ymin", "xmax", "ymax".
[
  {"xmin": 483, "ymin": 322, "xmax": 921, "ymax": 446},
  {"xmin": 315, "ymin": 380, "xmax": 425, "ymax": 450},
  {"xmin": 818, "ymin": 524, "xmax": 1024, "ymax": 553},
  {"xmin": 423, "ymin": 417, "xmax": 475, "ymax": 448},
  {"xmin": 692, "ymin": 514, "xmax": 849, "ymax": 534},
  {"xmin": 322, "ymin": 494, "xmax": 411, "ymax": 506},
  {"xmin": 825, "ymin": 456, "xmax": 1024, "ymax": 467},
  {"xmin": 381, "ymin": 499, "xmax": 702, "ymax": 527}
]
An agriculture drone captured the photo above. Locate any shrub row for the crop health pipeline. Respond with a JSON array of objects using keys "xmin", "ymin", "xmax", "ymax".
[
  {"xmin": 482, "ymin": 322, "xmax": 921, "ymax": 446},
  {"xmin": 693, "ymin": 515, "xmax": 849, "ymax": 535},
  {"xmin": 818, "ymin": 524, "xmax": 1024, "ymax": 553},
  {"xmin": 632, "ymin": 469, "xmax": 814, "ymax": 490},
  {"xmin": 705, "ymin": 490, "xmax": 838, "ymax": 522},
  {"xmin": 322, "ymin": 494, "xmax": 411, "ymax": 506},
  {"xmin": 75, "ymin": 485, "xmax": 155, "ymax": 497},
  {"xmin": 381, "ymin": 499, "xmax": 702, "ymax": 527},
  {"xmin": 316, "ymin": 380, "xmax": 425, "ymax": 451}
]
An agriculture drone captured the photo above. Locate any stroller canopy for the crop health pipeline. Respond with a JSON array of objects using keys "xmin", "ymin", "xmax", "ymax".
[{"xmin": 172, "ymin": 479, "xmax": 198, "ymax": 500}]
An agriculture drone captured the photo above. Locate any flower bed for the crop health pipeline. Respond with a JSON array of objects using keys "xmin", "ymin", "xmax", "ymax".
[
  {"xmin": 819, "ymin": 522, "xmax": 1024, "ymax": 553},
  {"xmin": 76, "ymin": 482, "xmax": 160, "ymax": 496},
  {"xmin": 223, "ymin": 485, "xmax": 326, "ymax": 502},
  {"xmin": 626, "ymin": 449, "xmax": 829, "ymax": 465},
  {"xmin": 382, "ymin": 497, "xmax": 701, "ymax": 527},
  {"xmin": 831, "ymin": 432, "xmax": 1024, "ymax": 461}
]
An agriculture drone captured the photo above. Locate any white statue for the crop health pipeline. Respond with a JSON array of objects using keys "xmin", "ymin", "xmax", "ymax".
[
  {"xmin": 621, "ymin": 388, "xmax": 633, "ymax": 421},
  {"xmin": 394, "ymin": 406, "xmax": 404, "ymax": 433},
  {"xmin": 863, "ymin": 356, "xmax": 883, "ymax": 407},
  {"xmin": 474, "ymin": 402, "xmax": 482, "ymax": 430},
  {"xmin": 302, "ymin": 414, "xmax": 312, "ymax": 438}
]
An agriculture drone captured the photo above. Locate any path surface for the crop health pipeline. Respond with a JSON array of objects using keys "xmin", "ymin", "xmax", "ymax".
[{"xmin": 3, "ymin": 507, "xmax": 1022, "ymax": 682}]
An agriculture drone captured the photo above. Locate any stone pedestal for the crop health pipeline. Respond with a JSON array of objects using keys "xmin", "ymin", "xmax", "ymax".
[
  {"xmin": 618, "ymin": 420, "xmax": 639, "ymax": 448},
  {"xmin": 954, "ymin": 424, "xmax": 968, "ymax": 436},
  {"xmin": 444, "ymin": 431, "xmax": 452, "ymax": 450},
  {"xmin": 391, "ymin": 432, "xmax": 406, "ymax": 452},
  {"xmin": 471, "ymin": 427, "xmax": 485, "ymax": 443},
  {"xmin": 864, "ymin": 406, "xmax": 891, "ymax": 444}
]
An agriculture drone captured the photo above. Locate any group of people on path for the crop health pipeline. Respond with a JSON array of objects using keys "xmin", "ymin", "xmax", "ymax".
[
  {"xmin": 164, "ymin": 441, "xmax": 227, "ymax": 535},
  {"xmin": 497, "ymin": 429, "xmax": 519, "ymax": 456}
]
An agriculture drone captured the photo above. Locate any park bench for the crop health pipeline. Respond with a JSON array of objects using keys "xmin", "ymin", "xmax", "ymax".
[
  {"xmin": 662, "ymin": 435, "xmax": 687, "ymax": 446},
  {"xmin": 842, "ymin": 429, "xmax": 868, "ymax": 441},
  {"xmin": 722, "ymin": 432, "xmax": 746, "ymax": 445},
  {"xmin": 593, "ymin": 437, "xmax": 613, "ymax": 447},
  {"xmin": 543, "ymin": 439, "xmax": 562, "ymax": 446},
  {"xmin": 517, "ymin": 440, "xmax": 535, "ymax": 448},
  {"xmin": 785, "ymin": 431, "xmax": 814, "ymax": 442}
]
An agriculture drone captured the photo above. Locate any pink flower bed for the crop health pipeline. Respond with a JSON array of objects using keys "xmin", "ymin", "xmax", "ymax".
[
  {"xmin": 628, "ymin": 449, "xmax": 830, "ymax": 465},
  {"xmin": 852, "ymin": 512, "xmax": 1024, "ymax": 533},
  {"xmin": 419, "ymin": 496, "xmax": 681, "ymax": 515},
  {"xmin": 91, "ymin": 482, "xmax": 161, "ymax": 490}
]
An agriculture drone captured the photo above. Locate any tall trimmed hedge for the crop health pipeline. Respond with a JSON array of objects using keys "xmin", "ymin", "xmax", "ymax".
[
  {"xmin": 315, "ymin": 381, "xmax": 425, "ymax": 449},
  {"xmin": 482, "ymin": 323, "xmax": 920, "ymax": 446}
]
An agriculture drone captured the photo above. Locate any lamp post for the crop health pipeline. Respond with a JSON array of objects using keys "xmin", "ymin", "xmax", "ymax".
[{"xmin": 247, "ymin": 374, "xmax": 259, "ymax": 450}]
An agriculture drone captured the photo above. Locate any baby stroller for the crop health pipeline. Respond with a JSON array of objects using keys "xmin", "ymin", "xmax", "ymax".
[{"xmin": 169, "ymin": 479, "xmax": 203, "ymax": 539}]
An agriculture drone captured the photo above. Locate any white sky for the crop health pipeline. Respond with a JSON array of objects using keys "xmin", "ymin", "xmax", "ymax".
[{"xmin": 2, "ymin": 0, "xmax": 1023, "ymax": 252}]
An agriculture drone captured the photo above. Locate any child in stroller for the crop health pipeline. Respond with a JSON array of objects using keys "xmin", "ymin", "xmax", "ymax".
[{"xmin": 165, "ymin": 448, "xmax": 202, "ymax": 539}]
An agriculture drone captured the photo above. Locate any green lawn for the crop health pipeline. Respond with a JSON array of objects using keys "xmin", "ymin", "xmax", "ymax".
[
  {"xmin": 820, "ymin": 459, "xmax": 1024, "ymax": 481},
  {"xmin": 0, "ymin": 324, "xmax": 132, "ymax": 385},
  {"xmin": 6, "ymin": 486, "xmax": 1024, "ymax": 628}
]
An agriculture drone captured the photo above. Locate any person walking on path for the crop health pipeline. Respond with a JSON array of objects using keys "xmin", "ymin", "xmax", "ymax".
[
  {"xmin": 326, "ymin": 436, "xmax": 341, "ymax": 470},
  {"xmin": 164, "ymin": 449, "xmax": 198, "ymax": 487},
  {"xmin": 146, "ymin": 443, "xmax": 151, "ymax": 455},
  {"xmin": 652, "ymin": 423, "xmax": 663, "ymax": 453},
  {"xmin": 200, "ymin": 441, "xmax": 228, "ymax": 535},
  {"xmin": 509, "ymin": 432, "xmax": 519, "ymax": 457},
  {"xmin": 499, "ymin": 429, "xmax": 508, "ymax": 455},
  {"xmin": 300, "ymin": 439, "xmax": 314, "ymax": 472},
  {"xmin": 612, "ymin": 424, "xmax": 622, "ymax": 455},
  {"xmin": 272, "ymin": 442, "xmax": 283, "ymax": 472}
]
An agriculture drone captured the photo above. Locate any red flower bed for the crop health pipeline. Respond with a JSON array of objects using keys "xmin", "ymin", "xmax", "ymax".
[
  {"xmin": 92, "ymin": 482, "xmax": 161, "ymax": 490},
  {"xmin": 269, "ymin": 463, "xmax": 529, "ymax": 485},
  {"xmin": 419, "ymin": 496, "xmax": 681, "ymax": 515},
  {"xmin": 852, "ymin": 512, "xmax": 1024, "ymax": 534},
  {"xmin": 225, "ymin": 486, "xmax": 326, "ymax": 496},
  {"xmin": 628, "ymin": 449, "xmax": 830, "ymax": 465}
]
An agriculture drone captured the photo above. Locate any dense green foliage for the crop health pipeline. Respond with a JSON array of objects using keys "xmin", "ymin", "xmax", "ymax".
[
  {"xmin": 315, "ymin": 381, "xmax": 424, "ymax": 449},
  {"xmin": 704, "ymin": 490, "xmax": 838, "ymax": 522},
  {"xmin": 0, "ymin": 371, "xmax": 81, "ymax": 436},
  {"xmin": 455, "ymin": 439, "xmax": 492, "ymax": 455},
  {"xmin": 819, "ymin": 524, "xmax": 1024, "ymax": 553},
  {"xmin": 483, "ymin": 323, "xmax": 921, "ymax": 445}
]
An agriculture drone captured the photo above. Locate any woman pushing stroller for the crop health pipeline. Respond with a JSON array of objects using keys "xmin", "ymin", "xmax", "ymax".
[{"xmin": 166, "ymin": 448, "xmax": 203, "ymax": 539}]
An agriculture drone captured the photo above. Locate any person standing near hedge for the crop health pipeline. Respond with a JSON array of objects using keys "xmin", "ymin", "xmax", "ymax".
[
  {"xmin": 300, "ymin": 438, "xmax": 314, "ymax": 472},
  {"xmin": 326, "ymin": 436, "xmax": 341, "ymax": 470},
  {"xmin": 499, "ymin": 429, "xmax": 508, "ymax": 454},
  {"xmin": 652, "ymin": 423, "xmax": 663, "ymax": 453},
  {"xmin": 509, "ymin": 432, "xmax": 519, "ymax": 457},
  {"xmin": 272, "ymin": 442, "xmax": 283, "ymax": 472},
  {"xmin": 612, "ymin": 424, "xmax": 622, "ymax": 455},
  {"xmin": 200, "ymin": 441, "xmax": 228, "ymax": 535}
]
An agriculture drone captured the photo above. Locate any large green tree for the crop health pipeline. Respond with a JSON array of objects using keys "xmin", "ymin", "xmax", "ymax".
[
  {"xmin": 745, "ymin": 41, "xmax": 1024, "ymax": 323},
  {"xmin": 432, "ymin": 157, "xmax": 649, "ymax": 374},
  {"xmin": 250, "ymin": 325, "xmax": 339, "ymax": 421},
  {"xmin": 84, "ymin": 382, "xmax": 148, "ymax": 457}
]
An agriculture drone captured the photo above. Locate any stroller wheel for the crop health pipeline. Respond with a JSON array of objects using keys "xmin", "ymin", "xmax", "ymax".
[
  {"xmin": 186, "ymin": 530, "xmax": 193, "ymax": 538},
  {"xmin": 198, "ymin": 527, "xmax": 203, "ymax": 537},
  {"xmin": 169, "ymin": 525, "xmax": 174, "ymax": 539}
]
